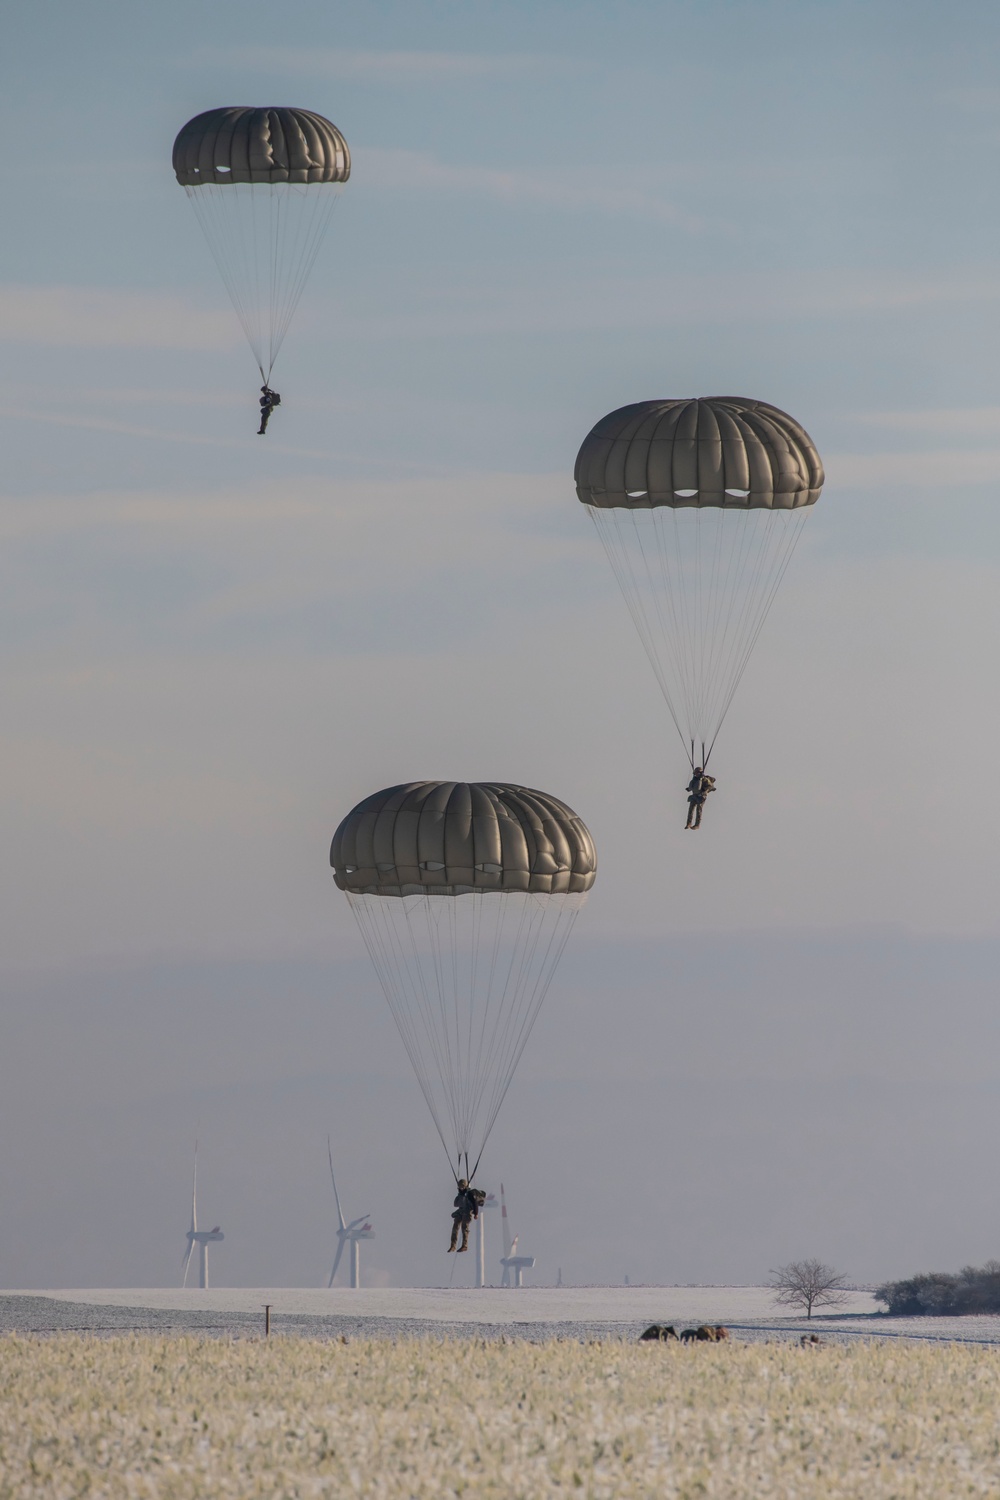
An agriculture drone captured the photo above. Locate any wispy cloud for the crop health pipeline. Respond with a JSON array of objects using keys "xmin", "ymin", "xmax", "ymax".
[
  {"xmin": 323, "ymin": 264, "xmax": 1000, "ymax": 342},
  {"xmin": 0, "ymin": 469, "xmax": 594, "ymax": 663},
  {"xmin": 0, "ymin": 286, "xmax": 236, "ymax": 351},
  {"xmin": 826, "ymin": 448, "xmax": 1000, "ymax": 487},
  {"xmin": 359, "ymin": 148, "xmax": 705, "ymax": 229},
  {"xmin": 853, "ymin": 407, "xmax": 1000, "ymax": 438},
  {"xmin": 0, "ymin": 399, "xmax": 342, "ymax": 461},
  {"xmin": 191, "ymin": 45, "xmax": 562, "ymax": 83},
  {"xmin": 0, "ymin": 402, "xmax": 252, "ymax": 450}
]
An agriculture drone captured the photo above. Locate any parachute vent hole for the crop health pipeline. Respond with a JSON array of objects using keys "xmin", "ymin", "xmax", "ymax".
[
  {"xmin": 421, "ymin": 861, "xmax": 446, "ymax": 871},
  {"xmin": 725, "ymin": 488, "xmax": 750, "ymax": 497},
  {"xmin": 216, "ymin": 165, "xmax": 231, "ymax": 173},
  {"xmin": 674, "ymin": 489, "xmax": 698, "ymax": 498},
  {"xmin": 376, "ymin": 863, "xmax": 395, "ymax": 872},
  {"xmin": 475, "ymin": 863, "xmax": 503, "ymax": 874},
  {"xmin": 626, "ymin": 490, "xmax": 648, "ymax": 498}
]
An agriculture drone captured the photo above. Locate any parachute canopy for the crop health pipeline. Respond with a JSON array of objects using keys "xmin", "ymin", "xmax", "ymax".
[
  {"xmin": 173, "ymin": 107, "xmax": 350, "ymax": 185},
  {"xmin": 173, "ymin": 106, "xmax": 350, "ymax": 382},
  {"xmin": 332, "ymin": 781, "xmax": 596, "ymax": 897},
  {"xmin": 332, "ymin": 782, "xmax": 595, "ymax": 1177},
  {"xmin": 576, "ymin": 398, "xmax": 823, "ymax": 766},
  {"xmin": 575, "ymin": 397, "xmax": 823, "ymax": 510}
]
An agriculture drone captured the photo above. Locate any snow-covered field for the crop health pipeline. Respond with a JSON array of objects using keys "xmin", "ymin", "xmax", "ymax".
[
  {"xmin": 0, "ymin": 1283, "xmax": 879, "ymax": 1322},
  {"xmin": 6, "ymin": 1284, "xmax": 1000, "ymax": 1345},
  {"xmin": 4, "ymin": 1333, "xmax": 1000, "ymax": 1497}
]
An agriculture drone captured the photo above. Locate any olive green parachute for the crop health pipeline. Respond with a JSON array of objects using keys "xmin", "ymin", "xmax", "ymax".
[
  {"xmin": 172, "ymin": 107, "xmax": 350, "ymax": 185},
  {"xmin": 173, "ymin": 107, "xmax": 350, "ymax": 382},
  {"xmin": 575, "ymin": 396, "xmax": 823, "ymax": 510},
  {"xmin": 576, "ymin": 397, "xmax": 824, "ymax": 767},
  {"xmin": 332, "ymin": 781, "xmax": 596, "ymax": 897},
  {"xmin": 332, "ymin": 782, "xmax": 595, "ymax": 1177}
]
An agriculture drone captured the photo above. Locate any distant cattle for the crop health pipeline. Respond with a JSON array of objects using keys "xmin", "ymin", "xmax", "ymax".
[
  {"xmin": 639, "ymin": 1324, "xmax": 678, "ymax": 1342},
  {"xmin": 800, "ymin": 1334, "xmax": 821, "ymax": 1348},
  {"xmin": 680, "ymin": 1325, "xmax": 728, "ymax": 1343}
]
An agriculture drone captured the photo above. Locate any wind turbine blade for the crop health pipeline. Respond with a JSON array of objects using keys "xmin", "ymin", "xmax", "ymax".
[
  {"xmin": 510, "ymin": 1234, "xmax": 519, "ymax": 1258},
  {"xmin": 190, "ymin": 1143, "xmax": 198, "ymax": 1234},
  {"xmin": 345, "ymin": 1215, "xmax": 370, "ymax": 1233},
  {"xmin": 328, "ymin": 1238, "xmax": 346, "ymax": 1289},
  {"xmin": 181, "ymin": 1239, "xmax": 194, "ymax": 1288},
  {"xmin": 327, "ymin": 1136, "xmax": 346, "ymax": 1231}
]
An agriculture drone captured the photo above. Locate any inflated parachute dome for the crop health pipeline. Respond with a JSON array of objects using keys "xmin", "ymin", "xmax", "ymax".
[
  {"xmin": 574, "ymin": 397, "xmax": 824, "ymax": 510},
  {"xmin": 332, "ymin": 783, "xmax": 596, "ymax": 1176},
  {"xmin": 575, "ymin": 397, "xmax": 824, "ymax": 766},
  {"xmin": 173, "ymin": 107, "xmax": 350, "ymax": 381},
  {"xmin": 172, "ymin": 107, "xmax": 350, "ymax": 185},
  {"xmin": 331, "ymin": 781, "xmax": 596, "ymax": 896}
]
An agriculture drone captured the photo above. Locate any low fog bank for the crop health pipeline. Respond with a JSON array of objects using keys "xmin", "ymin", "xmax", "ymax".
[{"xmin": 1, "ymin": 925, "xmax": 997, "ymax": 1291}]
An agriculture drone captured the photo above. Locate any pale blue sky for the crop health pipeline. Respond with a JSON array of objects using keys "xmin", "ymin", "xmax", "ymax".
[{"xmin": 3, "ymin": 0, "xmax": 1000, "ymax": 1289}]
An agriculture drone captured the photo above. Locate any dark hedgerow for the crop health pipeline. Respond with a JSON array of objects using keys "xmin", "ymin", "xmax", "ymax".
[{"xmin": 876, "ymin": 1261, "xmax": 1000, "ymax": 1316}]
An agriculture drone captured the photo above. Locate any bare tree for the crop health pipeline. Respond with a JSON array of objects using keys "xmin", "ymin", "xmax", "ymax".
[{"xmin": 769, "ymin": 1259, "xmax": 849, "ymax": 1319}]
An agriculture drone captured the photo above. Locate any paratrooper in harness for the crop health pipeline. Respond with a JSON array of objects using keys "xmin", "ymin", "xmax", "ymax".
[
  {"xmin": 685, "ymin": 767, "xmax": 716, "ymax": 830},
  {"xmin": 448, "ymin": 1179, "xmax": 486, "ymax": 1253},
  {"xmin": 258, "ymin": 384, "xmax": 281, "ymax": 435}
]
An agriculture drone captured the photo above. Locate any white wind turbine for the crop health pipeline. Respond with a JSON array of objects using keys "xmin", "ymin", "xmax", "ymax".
[
  {"xmin": 475, "ymin": 1191, "xmax": 498, "ymax": 1289},
  {"xmin": 181, "ymin": 1145, "xmax": 224, "ymax": 1289},
  {"xmin": 499, "ymin": 1182, "xmax": 535, "ymax": 1288},
  {"xmin": 327, "ymin": 1138, "xmax": 374, "ymax": 1289}
]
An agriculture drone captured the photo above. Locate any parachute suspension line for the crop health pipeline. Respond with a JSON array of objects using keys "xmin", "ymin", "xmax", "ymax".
[
  {"xmin": 348, "ymin": 890, "xmax": 459, "ymax": 1170},
  {"xmin": 263, "ymin": 183, "xmax": 340, "ymax": 374},
  {"xmin": 644, "ymin": 510, "xmax": 700, "ymax": 749},
  {"xmin": 410, "ymin": 892, "xmax": 468, "ymax": 1156},
  {"xmin": 701, "ymin": 509, "xmax": 780, "ymax": 736},
  {"xmin": 589, "ymin": 502, "xmax": 811, "ymax": 760},
  {"xmin": 346, "ymin": 891, "xmax": 585, "ymax": 1174},
  {"xmin": 587, "ymin": 507, "xmax": 691, "ymax": 757},
  {"xmin": 184, "ymin": 182, "xmax": 340, "ymax": 382},
  {"xmin": 472, "ymin": 891, "xmax": 581, "ymax": 1166},
  {"xmin": 186, "ymin": 183, "xmax": 267, "ymax": 379},
  {"xmin": 702, "ymin": 507, "xmax": 810, "ymax": 765},
  {"xmin": 458, "ymin": 894, "xmax": 571, "ymax": 1165},
  {"xmin": 468, "ymin": 892, "xmax": 583, "ymax": 1184}
]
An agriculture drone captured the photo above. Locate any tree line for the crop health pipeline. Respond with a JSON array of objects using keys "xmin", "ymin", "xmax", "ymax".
[{"xmin": 875, "ymin": 1261, "xmax": 1000, "ymax": 1316}]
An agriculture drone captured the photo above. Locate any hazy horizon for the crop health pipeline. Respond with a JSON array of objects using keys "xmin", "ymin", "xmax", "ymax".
[{"xmin": 3, "ymin": 0, "xmax": 1000, "ymax": 1291}]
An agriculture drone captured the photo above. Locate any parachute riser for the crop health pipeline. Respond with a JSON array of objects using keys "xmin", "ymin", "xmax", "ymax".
[
  {"xmin": 688, "ymin": 739, "xmax": 710, "ymax": 772},
  {"xmin": 451, "ymin": 1150, "xmax": 481, "ymax": 1189}
]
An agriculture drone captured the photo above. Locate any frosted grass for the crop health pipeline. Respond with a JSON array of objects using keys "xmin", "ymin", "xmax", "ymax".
[{"xmin": 3, "ymin": 1334, "xmax": 1000, "ymax": 1497}]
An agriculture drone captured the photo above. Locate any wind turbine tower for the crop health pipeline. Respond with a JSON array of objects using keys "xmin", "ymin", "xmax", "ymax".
[
  {"xmin": 327, "ymin": 1138, "xmax": 374, "ymax": 1289},
  {"xmin": 181, "ymin": 1145, "xmax": 224, "ymax": 1290},
  {"xmin": 475, "ymin": 1191, "xmax": 498, "ymax": 1288},
  {"xmin": 499, "ymin": 1182, "xmax": 535, "ymax": 1288}
]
